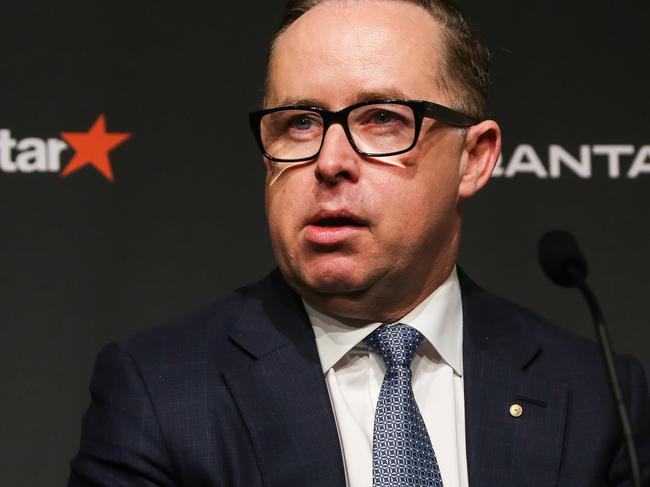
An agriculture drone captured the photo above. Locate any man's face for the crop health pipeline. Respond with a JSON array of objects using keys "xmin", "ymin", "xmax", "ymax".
[{"xmin": 264, "ymin": 1, "xmax": 485, "ymax": 321}]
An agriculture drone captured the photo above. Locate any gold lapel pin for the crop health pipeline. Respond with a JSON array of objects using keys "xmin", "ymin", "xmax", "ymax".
[{"xmin": 509, "ymin": 403, "xmax": 524, "ymax": 418}]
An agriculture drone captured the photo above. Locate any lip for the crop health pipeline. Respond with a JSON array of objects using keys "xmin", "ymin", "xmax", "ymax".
[{"xmin": 304, "ymin": 209, "xmax": 368, "ymax": 246}]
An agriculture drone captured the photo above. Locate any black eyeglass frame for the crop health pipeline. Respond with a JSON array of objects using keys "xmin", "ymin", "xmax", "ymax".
[{"xmin": 249, "ymin": 99, "xmax": 479, "ymax": 163}]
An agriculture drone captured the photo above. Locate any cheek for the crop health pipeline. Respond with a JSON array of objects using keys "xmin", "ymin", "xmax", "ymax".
[
  {"xmin": 266, "ymin": 171, "xmax": 310, "ymax": 238},
  {"xmin": 266, "ymin": 188, "xmax": 289, "ymax": 236},
  {"xmin": 416, "ymin": 150, "xmax": 463, "ymax": 209},
  {"xmin": 418, "ymin": 175, "xmax": 460, "ymax": 225},
  {"xmin": 265, "ymin": 181, "xmax": 287, "ymax": 236},
  {"xmin": 380, "ymin": 169, "xmax": 459, "ymax": 241}
]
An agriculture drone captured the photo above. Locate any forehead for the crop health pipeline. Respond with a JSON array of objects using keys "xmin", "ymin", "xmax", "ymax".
[{"xmin": 267, "ymin": 0, "xmax": 447, "ymax": 108}]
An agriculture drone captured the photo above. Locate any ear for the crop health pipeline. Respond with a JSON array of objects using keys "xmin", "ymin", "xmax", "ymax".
[{"xmin": 458, "ymin": 120, "xmax": 501, "ymax": 199}]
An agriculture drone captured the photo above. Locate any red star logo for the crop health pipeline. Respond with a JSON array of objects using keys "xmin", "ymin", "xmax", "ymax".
[{"xmin": 60, "ymin": 114, "xmax": 131, "ymax": 181}]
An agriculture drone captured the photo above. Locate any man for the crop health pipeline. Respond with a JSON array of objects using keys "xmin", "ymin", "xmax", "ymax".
[{"xmin": 69, "ymin": 1, "xmax": 650, "ymax": 486}]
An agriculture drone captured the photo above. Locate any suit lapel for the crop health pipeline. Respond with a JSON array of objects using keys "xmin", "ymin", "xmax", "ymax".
[
  {"xmin": 460, "ymin": 270, "xmax": 568, "ymax": 487},
  {"xmin": 223, "ymin": 271, "xmax": 346, "ymax": 487}
]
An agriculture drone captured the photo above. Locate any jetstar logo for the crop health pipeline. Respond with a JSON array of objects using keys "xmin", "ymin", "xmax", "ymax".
[{"xmin": 0, "ymin": 115, "xmax": 130, "ymax": 182}]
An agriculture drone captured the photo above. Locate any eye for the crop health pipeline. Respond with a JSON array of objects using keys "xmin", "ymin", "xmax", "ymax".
[
  {"xmin": 371, "ymin": 111, "xmax": 397, "ymax": 124},
  {"xmin": 358, "ymin": 107, "xmax": 409, "ymax": 128},
  {"xmin": 289, "ymin": 114, "xmax": 317, "ymax": 130}
]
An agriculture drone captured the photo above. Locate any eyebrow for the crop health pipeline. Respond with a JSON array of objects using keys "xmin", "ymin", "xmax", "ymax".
[
  {"xmin": 272, "ymin": 96, "xmax": 323, "ymax": 108},
  {"xmin": 355, "ymin": 88, "xmax": 409, "ymax": 102},
  {"xmin": 271, "ymin": 88, "xmax": 411, "ymax": 110}
]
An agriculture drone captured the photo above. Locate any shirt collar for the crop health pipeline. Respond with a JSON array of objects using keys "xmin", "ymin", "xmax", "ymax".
[{"xmin": 305, "ymin": 267, "xmax": 463, "ymax": 376}]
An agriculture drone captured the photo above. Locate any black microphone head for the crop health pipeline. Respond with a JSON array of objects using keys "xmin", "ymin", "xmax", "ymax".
[{"xmin": 538, "ymin": 230, "xmax": 588, "ymax": 287}]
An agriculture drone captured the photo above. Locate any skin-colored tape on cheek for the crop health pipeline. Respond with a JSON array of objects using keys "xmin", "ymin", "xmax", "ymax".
[
  {"xmin": 267, "ymin": 160, "xmax": 313, "ymax": 185},
  {"xmin": 371, "ymin": 157, "xmax": 408, "ymax": 168},
  {"xmin": 267, "ymin": 157, "xmax": 409, "ymax": 186}
]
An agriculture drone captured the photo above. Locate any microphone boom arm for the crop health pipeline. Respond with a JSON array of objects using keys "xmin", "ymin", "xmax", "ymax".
[{"xmin": 567, "ymin": 265, "xmax": 642, "ymax": 487}]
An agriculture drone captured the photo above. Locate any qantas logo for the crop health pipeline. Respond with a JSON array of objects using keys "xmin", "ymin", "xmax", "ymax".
[
  {"xmin": 0, "ymin": 115, "xmax": 130, "ymax": 182},
  {"xmin": 494, "ymin": 144, "xmax": 650, "ymax": 179}
]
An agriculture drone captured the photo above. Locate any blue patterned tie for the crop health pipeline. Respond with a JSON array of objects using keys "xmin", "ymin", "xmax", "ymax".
[{"xmin": 365, "ymin": 324, "xmax": 443, "ymax": 487}]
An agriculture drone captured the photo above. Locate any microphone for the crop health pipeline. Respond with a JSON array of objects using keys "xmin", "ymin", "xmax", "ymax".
[
  {"xmin": 538, "ymin": 230, "xmax": 642, "ymax": 487},
  {"xmin": 538, "ymin": 230, "xmax": 588, "ymax": 287}
]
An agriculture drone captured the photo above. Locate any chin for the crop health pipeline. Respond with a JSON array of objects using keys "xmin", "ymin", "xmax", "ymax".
[
  {"xmin": 304, "ymin": 271, "xmax": 367, "ymax": 295},
  {"xmin": 285, "ymin": 262, "xmax": 370, "ymax": 296},
  {"xmin": 282, "ymin": 263, "xmax": 397, "ymax": 321}
]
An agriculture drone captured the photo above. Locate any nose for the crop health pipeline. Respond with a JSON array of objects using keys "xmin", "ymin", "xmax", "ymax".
[{"xmin": 314, "ymin": 124, "xmax": 361, "ymax": 185}]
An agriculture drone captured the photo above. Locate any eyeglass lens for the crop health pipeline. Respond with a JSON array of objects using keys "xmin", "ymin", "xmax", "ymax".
[{"xmin": 260, "ymin": 103, "xmax": 417, "ymax": 161}]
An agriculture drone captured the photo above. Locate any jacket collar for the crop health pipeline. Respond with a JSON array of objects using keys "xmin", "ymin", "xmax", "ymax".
[
  {"xmin": 458, "ymin": 267, "xmax": 541, "ymax": 370},
  {"xmin": 231, "ymin": 267, "xmax": 544, "ymax": 369},
  {"xmin": 228, "ymin": 268, "xmax": 313, "ymax": 360}
]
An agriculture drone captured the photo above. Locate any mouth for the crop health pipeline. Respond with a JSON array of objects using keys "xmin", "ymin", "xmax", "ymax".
[
  {"xmin": 307, "ymin": 210, "xmax": 367, "ymax": 228},
  {"xmin": 305, "ymin": 211, "xmax": 368, "ymax": 245},
  {"xmin": 311, "ymin": 216, "xmax": 365, "ymax": 228}
]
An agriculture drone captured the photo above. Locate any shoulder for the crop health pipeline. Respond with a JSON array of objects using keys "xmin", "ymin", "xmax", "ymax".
[
  {"xmin": 111, "ymin": 270, "xmax": 287, "ymax": 375},
  {"xmin": 70, "ymin": 275, "xmax": 289, "ymax": 485},
  {"xmin": 458, "ymin": 268, "xmax": 647, "ymax": 384},
  {"xmin": 122, "ymin": 289, "xmax": 241, "ymax": 361}
]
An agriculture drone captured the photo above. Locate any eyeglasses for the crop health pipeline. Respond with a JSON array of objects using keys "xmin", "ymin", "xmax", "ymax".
[{"xmin": 249, "ymin": 99, "xmax": 478, "ymax": 163}]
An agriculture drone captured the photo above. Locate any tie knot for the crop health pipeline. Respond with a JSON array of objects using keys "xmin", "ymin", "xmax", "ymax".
[{"xmin": 364, "ymin": 323, "xmax": 424, "ymax": 368}]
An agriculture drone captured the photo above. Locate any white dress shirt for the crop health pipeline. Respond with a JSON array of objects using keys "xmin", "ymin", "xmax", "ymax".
[{"xmin": 304, "ymin": 267, "xmax": 468, "ymax": 487}]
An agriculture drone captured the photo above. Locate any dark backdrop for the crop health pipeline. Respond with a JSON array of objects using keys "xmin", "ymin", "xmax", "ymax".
[{"xmin": 1, "ymin": 1, "xmax": 648, "ymax": 485}]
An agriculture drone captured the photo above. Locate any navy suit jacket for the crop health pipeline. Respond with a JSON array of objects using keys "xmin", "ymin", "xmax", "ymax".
[{"xmin": 69, "ymin": 269, "xmax": 650, "ymax": 486}]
